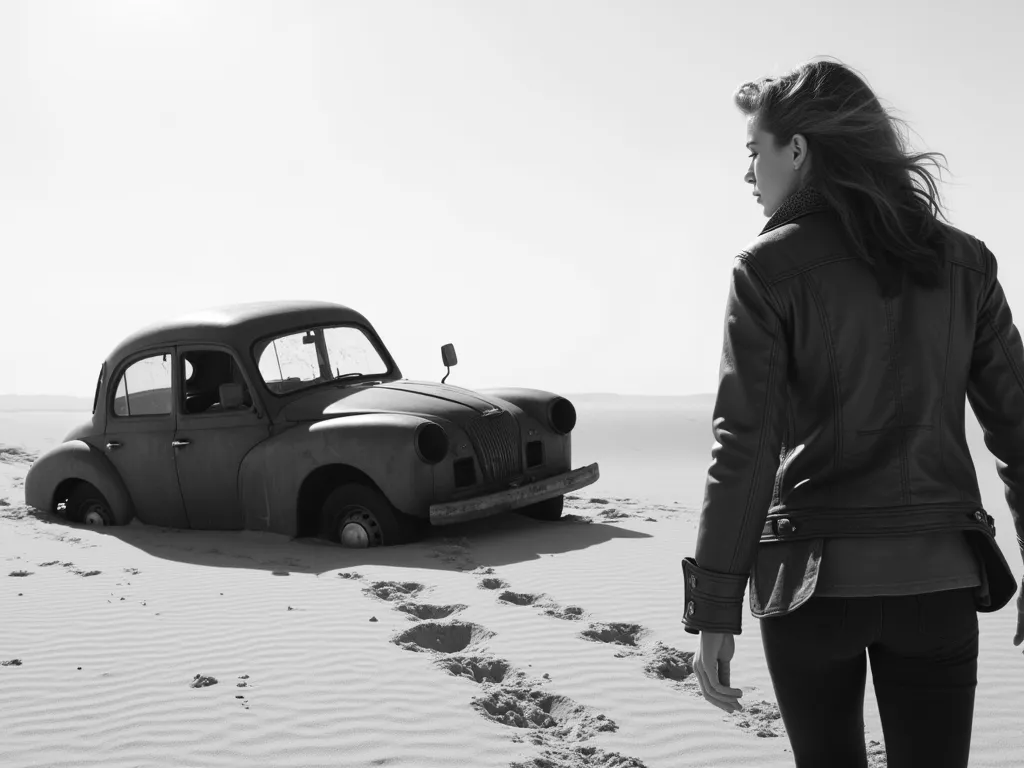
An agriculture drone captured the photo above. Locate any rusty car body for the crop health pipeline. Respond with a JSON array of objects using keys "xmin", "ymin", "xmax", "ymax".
[{"xmin": 24, "ymin": 301, "xmax": 600, "ymax": 546}]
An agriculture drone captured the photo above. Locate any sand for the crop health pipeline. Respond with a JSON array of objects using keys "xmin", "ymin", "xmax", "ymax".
[{"xmin": 1, "ymin": 399, "xmax": 1022, "ymax": 768}]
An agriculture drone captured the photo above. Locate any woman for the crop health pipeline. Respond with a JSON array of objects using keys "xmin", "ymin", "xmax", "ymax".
[{"xmin": 680, "ymin": 58, "xmax": 1024, "ymax": 768}]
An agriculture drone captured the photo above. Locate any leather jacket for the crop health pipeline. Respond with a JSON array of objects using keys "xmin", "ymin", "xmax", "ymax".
[{"xmin": 681, "ymin": 186, "xmax": 1022, "ymax": 635}]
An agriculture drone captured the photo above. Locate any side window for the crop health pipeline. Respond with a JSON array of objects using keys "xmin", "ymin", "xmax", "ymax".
[
  {"xmin": 180, "ymin": 349, "xmax": 254, "ymax": 415},
  {"xmin": 111, "ymin": 354, "xmax": 173, "ymax": 417}
]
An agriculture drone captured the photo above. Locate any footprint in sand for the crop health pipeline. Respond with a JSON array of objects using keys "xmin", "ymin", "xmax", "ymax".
[
  {"xmin": 497, "ymin": 590, "xmax": 544, "ymax": 606},
  {"xmin": 8, "ymin": 570, "xmax": 32, "ymax": 577},
  {"xmin": 732, "ymin": 699, "xmax": 785, "ymax": 738},
  {"xmin": 364, "ymin": 580, "xmax": 427, "ymax": 602},
  {"xmin": 392, "ymin": 621, "xmax": 494, "ymax": 654},
  {"xmin": 867, "ymin": 739, "xmax": 888, "ymax": 767},
  {"xmin": 510, "ymin": 745, "xmax": 649, "ymax": 768},
  {"xmin": 336, "ymin": 571, "xmax": 363, "ymax": 580},
  {"xmin": 0, "ymin": 446, "xmax": 38, "ymax": 464},
  {"xmin": 2, "ymin": 659, "xmax": 23, "ymax": 667},
  {"xmin": 436, "ymin": 655, "xmax": 520, "ymax": 685},
  {"xmin": 394, "ymin": 603, "xmax": 467, "ymax": 621},
  {"xmin": 579, "ymin": 622, "xmax": 648, "ymax": 657},
  {"xmin": 542, "ymin": 604, "xmax": 587, "ymax": 621},
  {"xmin": 471, "ymin": 686, "xmax": 618, "ymax": 742},
  {"xmin": 388, "ymin": 588, "xmax": 648, "ymax": 768},
  {"xmin": 478, "ymin": 577, "xmax": 507, "ymax": 590},
  {"xmin": 642, "ymin": 643, "xmax": 695, "ymax": 686}
]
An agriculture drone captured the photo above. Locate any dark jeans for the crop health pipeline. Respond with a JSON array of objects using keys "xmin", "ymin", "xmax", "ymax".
[{"xmin": 759, "ymin": 587, "xmax": 979, "ymax": 768}]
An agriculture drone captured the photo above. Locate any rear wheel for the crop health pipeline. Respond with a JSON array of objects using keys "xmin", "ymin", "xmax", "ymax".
[
  {"xmin": 517, "ymin": 496, "xmax": 564, "ymax": 522},
  {"xmin": 320, "ymin": 483, "xmax": 425, "ymax": 548},
  {"xmin": 60, "ymin": 482, "xmax": 114, "ymax": 526}
]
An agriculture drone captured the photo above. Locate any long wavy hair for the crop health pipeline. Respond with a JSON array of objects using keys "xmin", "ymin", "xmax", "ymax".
[{"xmin": 734, "ymin": 58, "xmax": 952, "ymax": 294}]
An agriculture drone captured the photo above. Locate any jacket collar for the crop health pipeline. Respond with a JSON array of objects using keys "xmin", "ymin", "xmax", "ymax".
[{"xmin": 760, "ymin": 185, "xmax": 833, "ymax": 235}]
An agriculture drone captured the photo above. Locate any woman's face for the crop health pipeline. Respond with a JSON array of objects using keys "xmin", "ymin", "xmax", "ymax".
[{"xmin": 744, "ymin": 115, "xmax": 810, "ymax": 217}]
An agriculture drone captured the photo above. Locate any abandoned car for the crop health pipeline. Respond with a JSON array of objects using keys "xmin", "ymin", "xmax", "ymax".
[{"xmin": 24, "ymin": 301, "xmax": 599, "ymax": 547}]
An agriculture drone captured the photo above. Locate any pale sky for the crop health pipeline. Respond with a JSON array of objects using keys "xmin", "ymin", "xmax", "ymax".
[{"xmin": 2, "ymin": 0, "xmax": 1021, "ymax": 398}]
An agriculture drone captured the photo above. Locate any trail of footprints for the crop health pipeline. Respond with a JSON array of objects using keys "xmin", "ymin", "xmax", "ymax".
[{"xmin": 341, "ymin": 561, "xmax": 790, "ymax": 768}]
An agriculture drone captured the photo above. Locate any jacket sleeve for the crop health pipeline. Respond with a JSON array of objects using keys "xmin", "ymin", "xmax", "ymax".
[
  {"xmin": 966, "ymin": 244, "xmax": 1024, "ymax": 573},
  {"xmin": 682, "ymin": 254, "xmax": 789, "ymax": 635}
]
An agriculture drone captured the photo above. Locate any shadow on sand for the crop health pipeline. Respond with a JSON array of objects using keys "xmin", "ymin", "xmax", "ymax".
[{"xmin": 12, "ymin": 505, "xmax": 653, "ymax": 577}]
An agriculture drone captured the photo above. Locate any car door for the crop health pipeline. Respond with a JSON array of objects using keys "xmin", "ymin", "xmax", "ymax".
[
  {"xmin": 171, "ymin": 344, "xmax": 270, "ymax": 530},
  {"xmin": 100, "ymin": 349, "xmax": 190, "ymax": 528}
]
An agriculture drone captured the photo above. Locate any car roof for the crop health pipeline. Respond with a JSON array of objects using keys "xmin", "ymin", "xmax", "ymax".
[{"xmin": 105, "ymin": 300, "xmax": 375, "ymax": 365}]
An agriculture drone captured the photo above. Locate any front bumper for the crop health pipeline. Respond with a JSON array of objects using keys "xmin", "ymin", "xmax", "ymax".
[{"xmin": 429, "ymin": 462, "xmax": 600, "ymax": 526}]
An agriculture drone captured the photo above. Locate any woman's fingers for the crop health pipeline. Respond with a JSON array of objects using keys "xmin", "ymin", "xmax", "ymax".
[
  {"xmin": 708, "ymin": 657, "xmax": 745, "ymax": 702},
  {"xmin": 694, "ymin": 657, "xmax": 743, "ymax": 713}
]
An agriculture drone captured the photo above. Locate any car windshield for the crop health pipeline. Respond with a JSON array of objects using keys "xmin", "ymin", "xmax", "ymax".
[{"xmin": 254, "ymin": 324, "xmax": 390, "ymax": 395}]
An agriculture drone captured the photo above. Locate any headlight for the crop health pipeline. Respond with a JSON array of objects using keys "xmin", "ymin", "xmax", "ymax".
[
  {"xmin": 414, "ymin": 422, "xmax": 449, "ymax": 464},
  {"xmin": 548, "ymin": 397, "xmax": 576, "ymax": 435}
]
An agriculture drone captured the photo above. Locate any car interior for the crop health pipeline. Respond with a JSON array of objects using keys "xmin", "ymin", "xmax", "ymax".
[{"xmin": 181, "ymin": 350, "xmax": 254, "ymax": 415}]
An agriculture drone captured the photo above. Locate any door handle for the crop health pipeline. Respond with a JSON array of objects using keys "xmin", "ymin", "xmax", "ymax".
[
  {"xmin": 171, "ymin": 439, "xmax": 191, "ymax": 448},
  {"xmin": 106, "ymin": 441, "xmax": 122, "ymax": 450}
]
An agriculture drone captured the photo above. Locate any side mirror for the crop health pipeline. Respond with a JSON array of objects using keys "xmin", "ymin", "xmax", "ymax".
[
  {"xmin": 440, "ymin": 343, "xmax": 457, "ymax": 384},
  {"xmin": 441, "ymin": 343, "xmax": 458, "ymax": 368}
]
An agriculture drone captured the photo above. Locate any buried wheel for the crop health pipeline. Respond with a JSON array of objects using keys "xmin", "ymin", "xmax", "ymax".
[
  {"xmin": 320, "ymin": 483, "xmax": 425, "ymax": 548},
  {"xmin": 516, "ymin": 495, "xmax": 564, "ymax": 522},
  {"xmin": 60, "ymin": 482, "xmax": 115, "ymax": 526}
]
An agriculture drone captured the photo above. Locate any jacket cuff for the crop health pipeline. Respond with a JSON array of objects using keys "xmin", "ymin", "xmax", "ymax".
[{"xmin": 680, "ymin": 557, "xmax": 748, "ymax": 635}]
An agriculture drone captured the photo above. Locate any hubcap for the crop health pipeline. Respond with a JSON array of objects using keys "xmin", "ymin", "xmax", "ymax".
[
  {"xmin": 340, "ymin": 522, "xmax": 369, "ymax": 548},
  {"xmin": 82, "ymin": 502, "xmax": 108, "ymax": 526},
  {"xmin": 337, "ymin": 507, "xmax": 382, "ymax": 548}
]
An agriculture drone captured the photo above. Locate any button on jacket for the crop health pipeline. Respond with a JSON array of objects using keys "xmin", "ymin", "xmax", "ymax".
[{"xmin": 681, "ymin": 186, "xmax": 1022, "ymax": 635}]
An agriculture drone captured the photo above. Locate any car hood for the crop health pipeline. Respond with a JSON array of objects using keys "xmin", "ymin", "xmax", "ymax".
[{"xmin": 278, "ymin": 379, "xmax": 512, "ymax": 424}]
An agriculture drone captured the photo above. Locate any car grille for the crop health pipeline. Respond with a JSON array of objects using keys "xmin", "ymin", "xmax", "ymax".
[{"xmin": 464, "ymin": 410, "xmax": 522, "ymax": 483}]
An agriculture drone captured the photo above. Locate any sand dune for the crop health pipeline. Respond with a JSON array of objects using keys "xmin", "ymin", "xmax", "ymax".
[{"xmin": 2, "ymin": 401, "xmax": 1022, "ymax": 767}]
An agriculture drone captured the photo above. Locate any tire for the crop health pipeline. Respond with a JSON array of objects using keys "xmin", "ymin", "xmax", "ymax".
[
  {"xmin": 320, "ymin": 483, "xmax": 425, "ymax": 548},
  {"xmin": 62, "ymin": 482, "xmax": 115, "ymax": 526},
  {"xmin": 517, "ymin": 495, "xmax": 564, "ymax": 522}
]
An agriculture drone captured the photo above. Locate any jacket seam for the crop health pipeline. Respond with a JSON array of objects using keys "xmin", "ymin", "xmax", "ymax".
[
  {"xmin": 941, "ymin": 268, "xmax": 957, "ymax": 499},
  {"xmin": 766, "ymin": 256, "xmax": 859, "ymax": 286},
  {"xmin": 949, "ymin": 257, "xmax": 984, "ymax": 274},
  {"xmin": 885, "ymin": 296, "xmax": 911, "ymax": 503},
  {"xmin": 739, "ymin": 254, "xmax": 784, "ymax": 315},
  {"xmin": 802, "ymin": 273, "xmax": 844, "ymax": 476},
  {"xmin": 730, "ymin": 317, "xmax": 781, "ymax": 573},
  {"xmin": 990, "ymin": 316, "xmax": 1024, "ymax": 394}
]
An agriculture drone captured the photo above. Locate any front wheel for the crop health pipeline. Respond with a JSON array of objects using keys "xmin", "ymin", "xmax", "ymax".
[
  {"xmin": 60, "ymin": 482, "xmax": 115, "ymax": 526},
  {"xmin": 320, "ymin": 483, "xmax": 425, "ymax": 548},
  {"xmin": 517, "ymin": 496, "xmax": 564, "ymax": 522}
]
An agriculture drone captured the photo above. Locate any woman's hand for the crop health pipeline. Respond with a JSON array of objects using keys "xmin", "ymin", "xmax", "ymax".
[{"xmin": 693, "ymin": 631, "xmax": 744, "ymax": 713}]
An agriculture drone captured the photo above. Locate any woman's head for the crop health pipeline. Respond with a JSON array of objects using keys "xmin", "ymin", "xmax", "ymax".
[
  {"xmin": 743, "ymin": 114, "xmax": 811, "ymax": 218},
  {"xmin": 734, "ymin": 58, "xmax": 951, "ymax": 291}
]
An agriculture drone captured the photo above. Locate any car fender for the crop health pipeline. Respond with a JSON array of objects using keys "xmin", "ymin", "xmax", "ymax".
[
  {"xmin": 476, "ymin": 387, "xmax": 573, "ymax": 465},
  {"xmin": 24, "ymin": 441, "xmax": 135, "ymax": 525},
  {"xmin": 476, "ymin": 387, "xmax": 563, "ymax": 425},
  {"xmin": 238, "ymin": 412, "xmax": 438, "ymax": 535}
]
